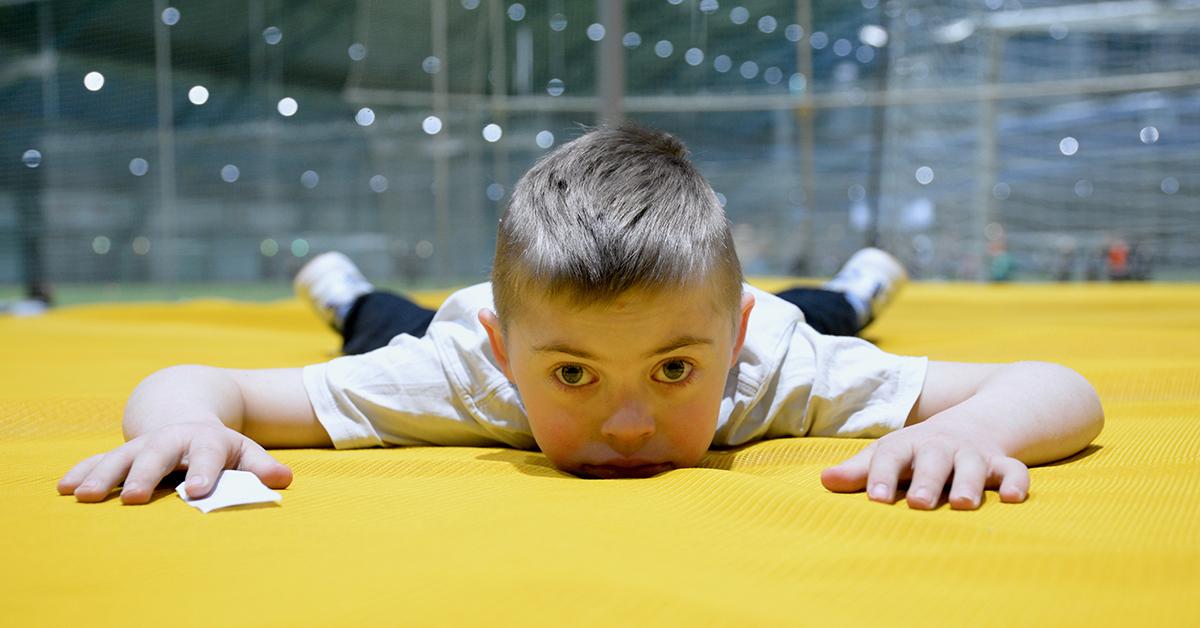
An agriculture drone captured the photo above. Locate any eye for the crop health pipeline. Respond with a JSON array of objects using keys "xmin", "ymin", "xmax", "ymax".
[
  {"xmin": 554, "ymin": 364, "xmax": 595, "ymax": 387},
  {"xmin": 653, "ymin": 359, "xmax": 693, "ymax": 383}
]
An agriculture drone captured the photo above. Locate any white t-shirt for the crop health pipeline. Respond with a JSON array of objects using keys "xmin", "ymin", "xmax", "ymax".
[{"xmin": 302, "ymin": 283, "xmax": 928, "ymax": 451}]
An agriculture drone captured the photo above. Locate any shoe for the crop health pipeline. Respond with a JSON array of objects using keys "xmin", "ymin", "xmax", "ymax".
[
  {"xmin": 823, "ymin": 247, "xmax": 908, "ymax": 326},
  {"xmin": 294, "ymin": 252, "xmax": 375, "ymax": 330}
]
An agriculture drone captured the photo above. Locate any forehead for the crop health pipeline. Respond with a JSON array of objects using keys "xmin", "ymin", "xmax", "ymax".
[{"xmin": 506, "ymin": 284, "xmax": 732, "ymax": 349}]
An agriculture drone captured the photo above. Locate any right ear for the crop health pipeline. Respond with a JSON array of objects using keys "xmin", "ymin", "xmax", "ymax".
[{"xmin": 477, "ymin": 309, "xmax": 513, "ymax": 380}]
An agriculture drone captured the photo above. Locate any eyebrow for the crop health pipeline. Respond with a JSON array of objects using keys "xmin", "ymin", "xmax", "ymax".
[{"xmin": 532, "ymin": 335, "xmax": 714, "ymax": 361}]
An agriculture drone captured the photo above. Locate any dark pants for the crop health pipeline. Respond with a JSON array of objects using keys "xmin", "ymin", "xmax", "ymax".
[{"xmin": 341, "ymin": 287, "xmax": 859, "ymax": 356}]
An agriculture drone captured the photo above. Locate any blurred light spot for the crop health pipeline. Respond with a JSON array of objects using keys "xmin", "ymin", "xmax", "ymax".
[
  {"xmin": 546, "ymin": 78, "xmax": 565, "ymax": 96},
  {"xmin": 300, "ymin": 170, "xmax": 319, "ymax": 188},
  {"xmin": 763, "ymin": 66, "xmax": 782, "ymax": 84},
  {"xmin": 1074, "ymin": 179, "xmax": 1093, "ymax": 198},
  {"xmin": 685, "ymin": 48, "xmax": 704, "ymax": 65},
  {"xmin": 348, "ymin": 43, "xmax": 367, "ymax": 60},
  {"xmin": 507, "ymin": 3, "xmax": 525, "ymax": 21},
  {"xmin": 713, "ymin": 55, "xmax": 732, "ymax": 73},
  {"xmin": 1139, "ymin": 126, "xmax": 1159, "ymax": 144},
  {"xmin": 221, "ymin": 165, "xmax": 240, "ymax": 183},
  {"xmin": 730, "ymin": 7, "xmax": 749, "ymax": 24},
  {"xmin": 587, "ymin": 23, "xmax": 605, "ymax": 41},
  {"xmin": 668, "ymin": 0, "xmax": 684, "ymax": 4},
  {"xmin": 550, "ymin": 13, "xmax": 567, "ymax": 31},
  {"xmin": 699, "ymin": 0, "xmax": 719, "ymax": 14},
  {"xmin": 862, "ymin": 0, "xmax": 879, "ymax": 8},
  {"xmin": 277, "ymin": 97, "xmax": 298, "ymax": 117},
  {"xmin": 788, "ymin": 73, "xmax": 807, "ymax": 92},
  {"xmin": 856, "ymin": 46, "xmax": 875, "ymax": 63},
  {"xmin": 188, "ymin": 85, "xmax": 209, "ymax": 105},
  {"xmin": 810, "ymin": 32, "xmax": 828, "ymax": 49},
  {"xmin": 859, "ymin": 24, "xmax": 889, "ymax": 47},
  {"xmin": 260, "ymin": 239, "xmax": 279, "ymax": 257},
  {"xmin": 422, "ymin": 55, "xmax": 442, "ymax": 74},
  {"xmin": 84, "ymin": 71, "xmax": 105, "ymax": 91},
  {"xmin": 847, "ymin": 184, "xmax": 865, "ymax": 202},
  {"xmin": 739, "ymin": 61, "xmax": 759, "ymax": 79},
  {"xmin": 423, "ymin": 115, "xmax": 443, "ymax": 134},
  {"xmin": 915, "ymin": 166, "xmax": 934, "ymax": 185},
  {"xmin": 482, "ymin": 123, "xmax": 503, "ymax": 142},
  {"xmin": 654, "ymin": 40, "xmax": 674, "ymax": 58},
  {"xmin": 623, "ymin": 32, "xmax": 642, "ymax": 48},
  {"xmin": 785, "ymin": 24, "xmax": 804, "ymax": 42},
  {"xmin": 291, "ymin": 239, "xmax": 310, "ymax": 257},
  {"xmin": 161, "ymin": 7, "xmax": 180, "ymax": 25},
  {"xmin": 536, "ymin": 130, "xmax": 555, "ymax": 149},
  {"xmin": 415, "ymin": 240, "xmax": 434, "ymax": 259},
  {"xmin": 984, "ymin": 222, "xmax": 1005, "ymax": 241},
  {"xmin": 22, "ymin": 149, "xmax": 42, "ymax": 168},
  {"xmin": 984, "ymin": 0, "xmax": 1002, "ymax": 9},
  {"xmin": 715, "ymin": 192, "xmax": 727, "ymax": 207},
  {"xmin": 992, "ymin": 182, "xmax": 1011, "ymax": 200},
  {"xmin": 461, "ymin": 0, "xmax": 480, "ymax": 9},
  {"xmin": 132, "ymin": 236, "xmax": 151, "ymax": 256},
  {"xmin": 1048, "ymin": 24, "xmax": 1068, "ymax": 40},
  {"xmin": 486, "ymin": 183, "xmax": 505, "ymax": 201},
  {"xmin": 263, "ymin": 26, "xmax": 282, "ymax": 45},
  {"xmin": 833, "ymin": 38, "xmax": 853, "ymax": 56},
  {"xmin": 92, "ymin": 236, "xmax": 111, "ymax": 255},
  {"xmin": 355, "ymin": 107, "xmax": 375, "ymax": 126},
  {"xmin": 129, "ymin": 158, "xmax": 149, "ymax": 176},
  {"xmin": 757, "ymin": 16, "xmax": 777, "ymax": 33},
  {"xmin": 1161, "ymin": 176, "xmax": 1180, "ymax": 195},
  {"xmin": 1059, "ymin": 136, "xmax": 1079, "ymax": 156},
  {"xmin": 369, "ymin": 175, "xmax": 388, "ymax": 193}
]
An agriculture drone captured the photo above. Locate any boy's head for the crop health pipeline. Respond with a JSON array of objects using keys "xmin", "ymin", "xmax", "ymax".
[{"xmin": 479, "ymin": 125, "xmax": 755, "ymax": 478}]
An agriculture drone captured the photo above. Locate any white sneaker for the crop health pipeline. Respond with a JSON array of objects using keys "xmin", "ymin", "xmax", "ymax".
[
  {"xmin": 294, "ymin": 252, "xmax": 375, "ymax": 330},
  {"xmin": 823, "ymin": 247, "xmax": 908, "ymax": 326}
]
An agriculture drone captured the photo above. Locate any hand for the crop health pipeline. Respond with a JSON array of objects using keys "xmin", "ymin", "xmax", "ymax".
[
  {"xmin": 820, "ymin": 418, "xmax": 1030, "ymax": 510},
  {"xmin": 57, "ymin": 422, "xmax": 293, "ymax": 505}
]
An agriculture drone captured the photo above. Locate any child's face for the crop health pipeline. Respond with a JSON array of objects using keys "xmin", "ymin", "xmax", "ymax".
[{"xmin": 480, "ymin": 286, "xmax": 754, "ymax": 479}]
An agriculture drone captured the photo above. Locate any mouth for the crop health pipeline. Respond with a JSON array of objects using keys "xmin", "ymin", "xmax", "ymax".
[{"xmin": 577, "ymin": 462, "xmax": 675, "ymax": 480}]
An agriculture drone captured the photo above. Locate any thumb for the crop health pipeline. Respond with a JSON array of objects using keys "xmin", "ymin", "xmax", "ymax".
[
  {"xmin": 820, "ymin": 444, "xmax": 875, "ymax": 493},
  {"xmin": 237, "ymin": 441, "xmax": 294, "ymax": 490}
]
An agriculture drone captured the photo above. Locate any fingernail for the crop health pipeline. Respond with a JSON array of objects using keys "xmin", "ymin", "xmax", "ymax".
[
  {"xmin": 869, "ymin": 483, "xmax": 888, "ymax": 500},
  {"xmin": 911, "ymin": 488, "xmax": 930, "ymax": 505},
  {"xmin": 189, "ymin": 476, "xmax": 206, "ymax": 488}
]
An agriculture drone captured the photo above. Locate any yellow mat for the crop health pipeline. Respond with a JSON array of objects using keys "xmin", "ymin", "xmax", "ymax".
[{"xmin": 2, "ymin": 282, "xmax": 1198, "ymax": 627}]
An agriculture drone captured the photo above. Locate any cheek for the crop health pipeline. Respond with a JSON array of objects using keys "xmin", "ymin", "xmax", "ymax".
[
  {"xmin": 659, "ymin": 382, "xmax": 725, "ymax": 461},
  {"xmin": 512, "ymin": 378, "xmax": 592, "ymax": 464}
]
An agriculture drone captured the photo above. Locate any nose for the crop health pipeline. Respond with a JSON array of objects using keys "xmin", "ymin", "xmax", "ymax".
[{"xmin": 600, "ymin": 400, "xmax": 656, "ymax": 456}]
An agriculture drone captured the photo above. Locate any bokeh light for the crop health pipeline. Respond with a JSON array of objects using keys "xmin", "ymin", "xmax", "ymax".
[
  {"xmin": 84, "ymin": 71, "xmax": 105, "ymax": 91},
  {"xmin": 220, "ymin": 164, "xmax": 240, "ymax": 183},
  {"xmin": 277, "ymin": 97, "xmax": 298, "ymax": 117},
  {"xmin": 188, "ymin": 85, "xmax": 209, "ymax": 105},
  {"xmin": 369, "ymin": 175, "xmax": 388, "ymax": 193},
  {"xmin": 423, "ymin": 115, "xmax": 443, "ymax": 134},
  {"xmin": 92, "ymin": 236, "xmax": 111, "ymax": 255},
  {"xmin": 355, "ymin": 107, "xmax": 375, "ymax": 126},
  {"xmin": 1059, "ymin": 136, "xmax": 1079, "ymax": 156},
  {"xmin": 536, "ymin": 130, "xmax": 555, "ymax": 149},
  {"xmin": 22, "ymin": 149, "xmax": 41, "ymax": 168},
  {"xmin": 482, "ymin": 123, "xmax": 503, "ymax": 142},
  {"xmin": 129, "ymin": 158, "xmax": 149, "ymax": 176}
]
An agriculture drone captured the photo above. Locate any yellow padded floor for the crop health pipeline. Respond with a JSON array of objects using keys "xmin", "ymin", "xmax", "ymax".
[{"xmin": 1, "ymin": 281, "xmax": 1198, "ymax": 627}]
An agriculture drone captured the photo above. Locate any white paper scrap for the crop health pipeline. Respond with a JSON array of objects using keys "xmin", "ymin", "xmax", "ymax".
[{"xmin": 176, "ymin": 470, "xmax": 282, "ymax": 513}]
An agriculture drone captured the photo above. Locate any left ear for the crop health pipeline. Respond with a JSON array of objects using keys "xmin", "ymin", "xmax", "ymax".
[
  {"xmin": 478, "ymin": 308, "xmax": 514, "ymax": 380},
  {"xmin": 730, "ymin": 291, "xmax": 755, "ymax": 368}
]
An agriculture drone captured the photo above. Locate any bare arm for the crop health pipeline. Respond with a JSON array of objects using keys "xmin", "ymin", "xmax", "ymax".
[
  {"xmin": 821, "ymin": 360, "xmax": 1104, "ymax": 510},
  {"xmin": 60, "ymin": 365, "xmax": 332, "ymax": 504}
]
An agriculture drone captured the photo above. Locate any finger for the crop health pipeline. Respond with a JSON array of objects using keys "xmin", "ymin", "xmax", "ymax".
[
  {"xmin": 73, "ymin": 444, "xmax": 138, "ymax": 503},
  {"xmin": 820, "ymin": 443, "xmax": 876, "ymax": 493},
  {"xmin": 236, "ymin": 440, "xmax": 294, "ymax": 490},
  {"xmin": 120, "ymin": 442, "xmax": 185, "ymax": 505},
  {"xmin": 906, "ymin": 444, "xmax": 954, "ymax": 510},
  {"xmin": 992, "ymin": 457, "xmax": 1030, "ymax": 503},
  {"xmin": 866, "ymin": 441, "xmax": 914, "ymax": 504},
  {"xmin": 948, "ymin": 450, "xmax": 988, "ymax": 510},
  {"xmin": 182, "ymin": 437, "xmax": 234, "ymax": 499},
  {"xmin": 58, "ymin": 453, "xmax": 106, "ymax": 495}
]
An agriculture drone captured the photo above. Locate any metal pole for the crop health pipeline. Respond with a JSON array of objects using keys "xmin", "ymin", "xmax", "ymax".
[
  {"xmin": 975, "ymin": 31, "xmax": 1004, "ymax": 281},
  {"xmin": 597, "ymin": 0, "xmax": 625, "ymax": 126},
  {"xmin": 864, "ymin": 9, "xmax": 892, "ymax": 250},
  {"xmin": 487, "ymin": 0, "xmax": 509, "ymax": 228},
  {"xmin": 153, "ymin": 0, "xmax": 178, "ymax": 298},
  {"xmin": 794, "ymin": 0, "xmax": 814, "ymax": 273},
  {"xmin": 432, "ymin": 0, "xmax": 451, "ymax": 283}
]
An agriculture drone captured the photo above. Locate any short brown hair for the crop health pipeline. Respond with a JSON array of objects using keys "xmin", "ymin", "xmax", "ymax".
[{"xmin": 491, "ymin": 125, "xmax": 743, "ymax": 328}]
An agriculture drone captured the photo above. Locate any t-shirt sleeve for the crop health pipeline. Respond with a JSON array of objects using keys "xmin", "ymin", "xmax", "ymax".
[
  {"xmin": 797, "ymin": 327, "xmax": 928, "ymax": 438},
  {"xmin": 301, "ymin": 333, "xmax": 510, "ymax": 449}
]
